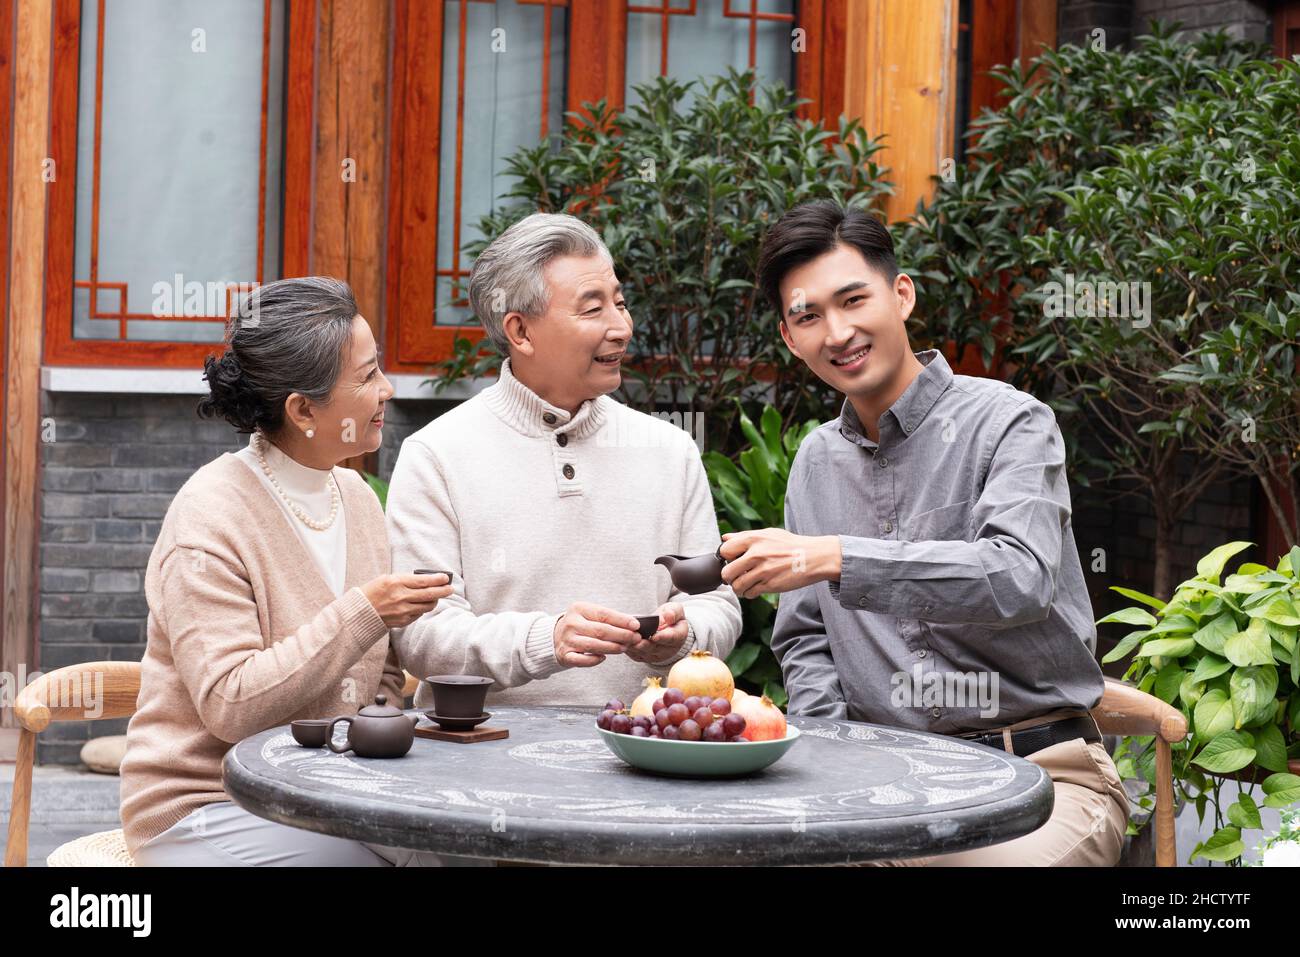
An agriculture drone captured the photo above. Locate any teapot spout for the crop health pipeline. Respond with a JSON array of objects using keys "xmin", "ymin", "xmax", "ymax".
[{"xmin": 654, "ymin": 555, "xmax": 681, "ymax": 571}]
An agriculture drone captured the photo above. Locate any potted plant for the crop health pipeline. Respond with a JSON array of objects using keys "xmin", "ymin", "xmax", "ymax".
[{"xmin": 1101, "ymin": 540, "xmax": 1300, "ymax": 864}]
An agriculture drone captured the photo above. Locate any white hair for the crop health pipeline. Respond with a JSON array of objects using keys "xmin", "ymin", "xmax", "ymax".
[{"xmin": 467, "ymin": 212, "xmax": 614, "ymax": 354}]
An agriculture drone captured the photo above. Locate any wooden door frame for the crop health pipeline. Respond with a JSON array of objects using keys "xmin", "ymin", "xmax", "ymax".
[{"xmin": 4, "ymin": 0, "xmax": 51, "ymax": 745}]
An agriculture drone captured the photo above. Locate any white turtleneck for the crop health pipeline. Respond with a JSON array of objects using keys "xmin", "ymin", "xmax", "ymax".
[
  {"xmin": 386, "ymin": 358, "xmax": 742, "ymax": 709},
  {"xmin": 234, "ymin": 433, "xmax": 348, "ymax": 597}
]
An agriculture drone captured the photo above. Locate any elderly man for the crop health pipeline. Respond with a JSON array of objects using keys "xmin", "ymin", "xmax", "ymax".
[{"xmin": 387, "ymin": 212, "xmax": 741, "ymax": 711}]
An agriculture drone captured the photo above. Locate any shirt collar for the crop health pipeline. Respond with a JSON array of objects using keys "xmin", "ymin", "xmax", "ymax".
[
  {"xmin": 838, "ymin": 348, "xmax": 952, "ymax": 446},
  {"xmin": 481, "ymin": 358, "xmax": 610, "ymax": 439}
]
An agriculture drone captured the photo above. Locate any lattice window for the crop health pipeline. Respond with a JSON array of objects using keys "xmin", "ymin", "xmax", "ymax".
[
  {"xmin": 625, "ymin": 0, "xmax": 796, "ymax": 107},
  {"xmin": 69, "ymin": 0, "xmax": 284, "ymax": 345}
]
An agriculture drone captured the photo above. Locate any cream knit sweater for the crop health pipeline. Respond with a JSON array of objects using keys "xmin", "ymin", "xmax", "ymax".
[
  {"xmin": 118, "ymin": 453, "xmax": 403, "ymax": 855},
  {"xmin": 387, "ymin": 360, "xmax": 743, "ymax": 710}
]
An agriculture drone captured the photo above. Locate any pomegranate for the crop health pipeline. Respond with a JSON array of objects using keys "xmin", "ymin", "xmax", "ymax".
[
  {"xmin": 666, "ymin": 650, "xmax": 735, "ymax": 703},
  {"xmin": 630, "ymin": 676, "xmax": 664, "ymax": 718},
  {"xmin": 732, "ymin": 694, "xmax": 786, "ymax": 741}
]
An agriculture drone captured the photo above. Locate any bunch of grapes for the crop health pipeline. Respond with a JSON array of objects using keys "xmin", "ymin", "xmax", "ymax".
[{"xmin": 596, "ymin": 687, "xmax": 747, "ymax": 742}]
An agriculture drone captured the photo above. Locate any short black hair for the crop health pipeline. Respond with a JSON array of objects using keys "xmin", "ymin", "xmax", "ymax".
[{"xmin": 756, "ymin": 201, "xmax": 898, "ymax": 318}]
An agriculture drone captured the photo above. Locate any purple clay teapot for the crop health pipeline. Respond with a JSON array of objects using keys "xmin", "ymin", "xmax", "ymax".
[
  {"xmin": 328, "ymin": 694, "xmax": 419, "ymax": 758},
  {"xmin": 654, "ymin": 545, "xmax": 727, "ymax": 595}
]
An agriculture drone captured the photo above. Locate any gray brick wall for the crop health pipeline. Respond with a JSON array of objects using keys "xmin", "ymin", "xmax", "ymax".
[
  {"xmin": 1134, "ymin": 0, "xmax": 1271, "ymax": 43},
  {"xmin": 1058, "ymin": 0, "xmax": 1271, "ymax": 47},
  {"xmin": 36, "ymin": 392, "xmax": 246, "ymax": 764}
]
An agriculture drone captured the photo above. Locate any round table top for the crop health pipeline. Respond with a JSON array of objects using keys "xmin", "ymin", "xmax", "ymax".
[{"xmin": 222, "ymin": 706, "xmax": 1054, "ymax": 865}]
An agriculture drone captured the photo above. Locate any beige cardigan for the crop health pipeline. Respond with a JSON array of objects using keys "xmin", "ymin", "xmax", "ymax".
[{"xmin": 119, "ymin": 451, "xmax": 401, "ymax": 855}]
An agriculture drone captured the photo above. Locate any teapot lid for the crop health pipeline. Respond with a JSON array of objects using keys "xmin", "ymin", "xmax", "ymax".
[{"xmin": 358, "ymin": 694, "xmax": 404, "ymax": 718}]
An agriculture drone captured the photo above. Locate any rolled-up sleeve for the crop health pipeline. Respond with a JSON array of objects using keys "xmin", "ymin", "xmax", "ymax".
[
  {"xmin": 771, "ymin": 450, "xmax": 849, "ymax": 718},
  {"xmin": 831, "ymin": 397, "xmax": 1067, "ymax": 629}
]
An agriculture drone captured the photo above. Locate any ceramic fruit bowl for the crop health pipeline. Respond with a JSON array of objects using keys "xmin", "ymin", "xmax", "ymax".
[{"xmin": 596, "ymin": 725, "xmax": 800, "ymax": 777}]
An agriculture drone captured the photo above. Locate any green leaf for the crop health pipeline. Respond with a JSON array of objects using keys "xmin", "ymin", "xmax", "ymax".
[
  {"xmin": 1225, "ymin": 618, "xmax": 1275, "ymax": 667},
  {"xmin": 1190, "ymin": 653, "xmax": 1232, "ymax": 684},
  {"xmin": 1197, "ymin": 542, "xmax": 1253, "ymax": 584},
  {"xmin": 1178, "ymin": 672, "xmax": 1205, "ymax": 708},
  {"xmin": 1101, "ymin": 629, "xmax": 1150, "ymax": 663},
  {"xmin": 1227, "ymin": 792, "xmax": 1262, "ymax": 830},
  {"xmin": 1262, "ymin": 773, "xmax": 1300, "ymax": 808},
  {"xmin": 1108, "ymin": 586, "xmax": 1166, "ymax": 611},
  {"xmin": 1192, "ymin": 612, "xmax": 1237, "ymax": 655},
  {"xmin": 1252, "ymin": 722, "xmax": 1289, "ymax": 774},
  {"xmin": 1136, "ymin": 637, "xmax": 1195, "ymax": 658},
  {"xmin": 1153, "ymin": 662, "xmax": 1184, "ymax": 704},
  {"xmin": 725, "ymin": 642, "xmax": 761, "ymax": 677},
  {"xmin": 1191, "ymin": 730, "xmax": 1256, "ymax": 774},
  {"xmin": 1097, "ymin": 607, "xmax": 1157, "ymax": 628},
  {"xmin": 1230, "ymin": 665, "xmax": 1278, "ymax": 729},
  {"xmin": 1191, "ymin": 826, "xmax": 1244, "ymax": 863},
  {"xmin": 1193, "ymin": 689, "xmax": 1235, "ymax": 742},
  {"xmin": 1146, "ymin": 614, "xmax": 1197, "ymax": 636},
  {"xmin": 1261, "ymin": 598, "xmax": 1300, "ymax": 627}
]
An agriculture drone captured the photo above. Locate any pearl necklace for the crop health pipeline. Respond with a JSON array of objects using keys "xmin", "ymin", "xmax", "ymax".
[{"xmin": 252, "ymin": 432, "xmax": 340, "ymax": 531}]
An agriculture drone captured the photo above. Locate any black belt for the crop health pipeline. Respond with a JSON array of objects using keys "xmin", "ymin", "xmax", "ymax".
[{"xmin": 958, "ymin": 715, "xmax": 1101, "ymax": 758}]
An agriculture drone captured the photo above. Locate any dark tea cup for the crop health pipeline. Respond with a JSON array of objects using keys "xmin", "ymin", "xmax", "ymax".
[
  {"xmin": 424, "ymin": 675, "xmax": 493, "ymax": 718},
  {"xmin": 291, "ymin": 719, "xmax": 331, "ymax": 748},
  {"xmin": 635, "ymin": 615, "xmax": 661, "ymax": 640}
]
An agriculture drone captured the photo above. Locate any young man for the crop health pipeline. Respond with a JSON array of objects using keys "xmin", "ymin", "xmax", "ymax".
[{"xmin": 719, "ymin": 200, "xmax": 1128, "ymax": 866}]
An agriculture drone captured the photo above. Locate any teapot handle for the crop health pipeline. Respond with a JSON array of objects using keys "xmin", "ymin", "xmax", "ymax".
[{"xmin": 326, "ymin": 716, "xmax": 354, "ymax": 754}]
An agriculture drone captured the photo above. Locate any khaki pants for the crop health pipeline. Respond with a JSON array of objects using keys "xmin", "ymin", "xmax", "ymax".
[{"xmin": 865, "ymin": 737, "xmax": 1130, "ymax": 867}]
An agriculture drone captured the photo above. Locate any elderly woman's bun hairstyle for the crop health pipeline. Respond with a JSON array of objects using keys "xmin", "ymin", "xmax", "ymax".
[{"xmin": 198, "ymin": 277, "xmax": 359, "ymax": 434}]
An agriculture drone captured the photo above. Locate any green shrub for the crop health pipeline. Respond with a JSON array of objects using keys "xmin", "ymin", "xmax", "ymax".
[{"xmin": 1100, "ymin": 541, "xmax": 1300, "ymax": 864}]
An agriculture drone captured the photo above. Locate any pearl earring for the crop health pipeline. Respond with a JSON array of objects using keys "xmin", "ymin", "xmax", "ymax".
[{"xmin": 306, "ymin": 428, "xmax": 315, "ymax": 438}]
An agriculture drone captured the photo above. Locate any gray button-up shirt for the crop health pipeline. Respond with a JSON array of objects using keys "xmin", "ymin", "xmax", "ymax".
[{"xmin": 771, "ymin": 348, "xmax": 1103, "ymax": 733}]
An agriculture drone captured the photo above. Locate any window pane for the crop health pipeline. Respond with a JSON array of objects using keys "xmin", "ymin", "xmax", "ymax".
[
  {"xmin": 625, "ymin": 0, "xmax": 796, "ymax": 109},
  {"xmin": 73, "ymin": 0, "xmax": 285, "ymax": 343},
  {"xmin": 436, "ymin": 0, "xmax": 567, "ymax": 326}
]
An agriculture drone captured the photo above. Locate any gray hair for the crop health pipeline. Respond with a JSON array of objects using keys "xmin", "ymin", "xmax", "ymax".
[
  {"xmin": 197, "ymin": 276, "xmax": 358, "ymax": 434},
  {"xmin": 467, "ymin": 212, "xmax": 613, "ymax": 354}
]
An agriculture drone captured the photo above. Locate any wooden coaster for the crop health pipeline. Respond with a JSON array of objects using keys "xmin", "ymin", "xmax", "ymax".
[{"xmin": 414, "ymin": 722, "xmax": 509, "ymax": 744}]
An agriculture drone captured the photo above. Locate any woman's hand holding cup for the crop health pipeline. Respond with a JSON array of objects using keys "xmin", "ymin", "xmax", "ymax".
[{"xmin": 361, "ymin": 571, "xmax": 452, "ymax": 629}]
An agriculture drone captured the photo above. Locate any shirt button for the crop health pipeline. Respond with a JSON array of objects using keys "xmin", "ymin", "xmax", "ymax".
[
  {"xmin": 883, "ymin": 522, "xmax": 893, "ymax": 533},
  {"xmin": 542, "ymin": 412, "xmax": 557, "ymax": 425},
  {"xmin": 878, "ymin": 457, "xmax": 888, "ymax": 468},
  {"xmin": 917, "ymin": 649, "xmax": 927, "ymax": 658},
  {"xmin": 562, "ymin": 464, "xmax": 575, "ymax": 480},
  {"xmin": 931, "ymin": 707, "xmax": 942, "ymax": 718},
  {"xmin": 857, "ymin": 597, "xmax": 867, "ymax": 608},
  {"xmin": 556, "ymin": 433, "xmax": 568, "ymax": 447}
]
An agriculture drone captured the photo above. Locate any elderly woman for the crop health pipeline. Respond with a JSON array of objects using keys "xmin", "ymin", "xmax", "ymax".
[
  {"xmin": 387, "ymin": 213, "xmax": 742, "ymax": 711},
  {"xmin": 119, "ymin": 277, "xmax": 452, "ymax": 866}
]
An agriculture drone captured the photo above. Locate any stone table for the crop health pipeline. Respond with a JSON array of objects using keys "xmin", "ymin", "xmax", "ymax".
[{"xmin": 222, "ymin": 706, "xmax": 1054, "ymax": 865}]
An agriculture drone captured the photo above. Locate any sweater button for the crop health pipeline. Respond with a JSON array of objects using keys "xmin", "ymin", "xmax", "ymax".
[
  {"xmin": 562, "ymin": 464, "xmax": 575, "ymax": 480},
  {"xmin": 556, "ymin": 433, "xmax": 568, "ymax": 447},
  {"xmin": 542, "ymin": 412, "xmax": 557, "ymax": 425}
]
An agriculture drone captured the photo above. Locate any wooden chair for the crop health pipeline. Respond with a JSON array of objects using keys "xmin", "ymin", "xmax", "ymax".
[
  {"xmin": 5, "ymin": 661, "xmax": 141, "ymax": 867},
  {"xmin": 1089, "ymin": 676, "xmax": 1189, "ymax": 867}
]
